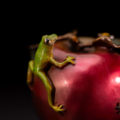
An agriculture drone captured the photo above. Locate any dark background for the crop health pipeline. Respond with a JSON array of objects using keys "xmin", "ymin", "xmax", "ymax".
[{"xmin": 1, "ymin": 2, "xmax": 120, "ymax": 120}]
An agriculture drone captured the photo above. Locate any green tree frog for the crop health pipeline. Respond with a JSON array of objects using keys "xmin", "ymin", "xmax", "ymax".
[{"xmin": 27, "ymin": 34, "xmax": 75, "ymax": 112}]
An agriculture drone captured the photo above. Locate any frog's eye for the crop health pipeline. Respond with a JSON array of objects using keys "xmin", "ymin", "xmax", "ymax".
[{"xmin": 44, "ymin": 38, "xmax": 50, "ymax": 44}]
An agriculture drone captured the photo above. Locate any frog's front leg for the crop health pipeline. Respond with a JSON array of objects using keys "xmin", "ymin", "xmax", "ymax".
[
  {"xmin": 27, "ymin": 60, "xmax": 34, "ymax": 89},
  {"xmin": 50, "ymin": 55, "xmax": 75, "ymax": 68},
  {"xmin": 36, "ymin": 71, "xmax": 65, "ymax": 112}
]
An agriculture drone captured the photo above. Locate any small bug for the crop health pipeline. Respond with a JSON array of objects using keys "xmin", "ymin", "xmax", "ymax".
[{"xmin": 115, "ymin": 102, "xmax": 120, "ymax": 114}]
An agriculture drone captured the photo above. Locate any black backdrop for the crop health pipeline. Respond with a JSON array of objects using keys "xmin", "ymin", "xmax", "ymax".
[{"xmin": 1, "ymin": 2, "xmax": 120, "ymax": 120}]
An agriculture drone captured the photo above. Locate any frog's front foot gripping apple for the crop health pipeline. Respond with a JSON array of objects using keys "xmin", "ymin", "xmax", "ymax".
[{"xmin": 27, "ymin": 34, "xmax": 75, "ymax": 112}]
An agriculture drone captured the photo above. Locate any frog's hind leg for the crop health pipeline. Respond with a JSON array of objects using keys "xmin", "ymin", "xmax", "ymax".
[
  {"xmin": 27, "ymin": 60, "xmax": 34, "ymax": 89},
  {"xmin": 37, "ymin": 71, "xmax": 65, "ymax": 112}
]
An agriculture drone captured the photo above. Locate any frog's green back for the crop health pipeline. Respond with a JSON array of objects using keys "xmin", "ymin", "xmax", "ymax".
[{"xmin": 33, "ymin": 34, "xmax": 58, "ymax": 70}]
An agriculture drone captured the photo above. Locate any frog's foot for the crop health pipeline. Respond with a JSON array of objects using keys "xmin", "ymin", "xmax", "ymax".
[
  {"xmin": 66, "ymin": 55, "xmax": 75, "ymax": 65},
  {"xmin": 52, "ymin": 104, "xmax": 65, "ymax": 112}
]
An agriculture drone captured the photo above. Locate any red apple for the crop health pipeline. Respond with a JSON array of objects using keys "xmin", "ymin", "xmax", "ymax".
[{"xmin": 29, "ymin": 48, "xmax": 120, "ymax": 120}]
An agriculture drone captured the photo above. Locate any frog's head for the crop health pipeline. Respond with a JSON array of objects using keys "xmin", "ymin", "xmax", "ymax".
[{"xmin": 42, "ymin": 34, "xmax": 58, "ymax": 46}]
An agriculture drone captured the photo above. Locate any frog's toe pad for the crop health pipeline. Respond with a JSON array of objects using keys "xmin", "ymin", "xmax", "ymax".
[{"xmin": 53, "ymin": 104, "xmax": 65, "ymax": 112}]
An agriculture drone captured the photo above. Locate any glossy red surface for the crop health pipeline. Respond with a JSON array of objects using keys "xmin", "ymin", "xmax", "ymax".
[{"xmin": 31, "ymin": 48, "xmax": 120, "ymax": 120}]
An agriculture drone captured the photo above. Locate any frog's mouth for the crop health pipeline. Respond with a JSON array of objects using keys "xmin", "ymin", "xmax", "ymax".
[
  {"xmin": 50, "ymin": 39, "xmax": 57, "ymax": 45},
  {"xmin": 53, "ymin": 39, "xmax": 57, "ymax": 44}
]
